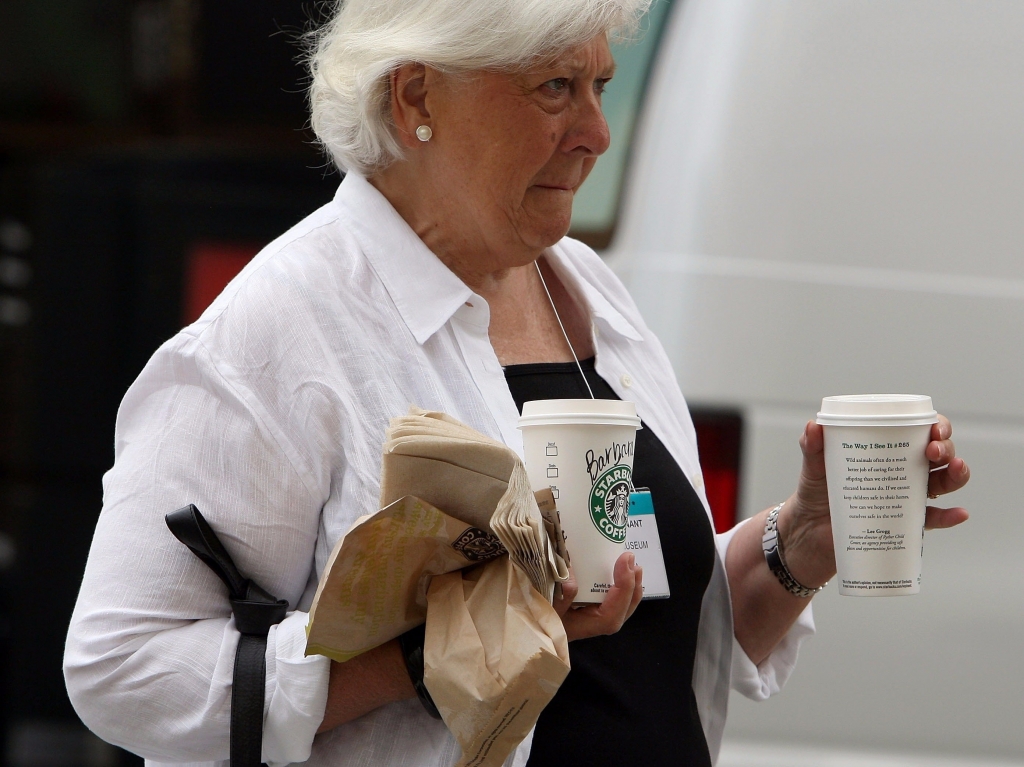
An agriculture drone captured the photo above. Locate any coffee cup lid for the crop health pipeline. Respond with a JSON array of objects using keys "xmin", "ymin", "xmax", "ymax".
[
  {"xmin": 518, "ymin": 399, "xmax": 642, "ymax": 428},
  {"xmin": 816, "ymin": 394, "xmax": 939, "ymax": 427}
]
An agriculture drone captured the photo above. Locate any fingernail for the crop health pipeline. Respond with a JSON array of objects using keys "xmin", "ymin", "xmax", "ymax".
[{"xmin": 628, "ymin": 553, "xmax": 636, "ymax": 569}]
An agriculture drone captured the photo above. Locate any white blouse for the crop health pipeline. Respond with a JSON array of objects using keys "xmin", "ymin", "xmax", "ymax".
[{"xmin": 64, "ymin": 172, "xmax": 814, "ymax": 767}]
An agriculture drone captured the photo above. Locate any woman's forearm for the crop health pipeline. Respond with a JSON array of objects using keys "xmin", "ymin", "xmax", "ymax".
[
  {"xmin": 725, "ymin": 498, "xmax": 832, "ymax": 666},
  {"xmin": 318, "ymin": 639, "xmax": 416, "ymax": 732}
]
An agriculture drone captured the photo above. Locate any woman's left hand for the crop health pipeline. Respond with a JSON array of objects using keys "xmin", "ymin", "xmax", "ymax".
[
  {"xmin": 552, "ymin": 553, "xmax": 644, "ymax": 642},
  {"xmin": 779, "ymin": 415, "xmax": 971, "ymax": 588}
]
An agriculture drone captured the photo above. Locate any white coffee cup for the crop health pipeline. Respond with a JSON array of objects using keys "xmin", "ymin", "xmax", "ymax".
[
  {"xmin": 519, "ymin": 399, "xmax": 641, "ymax": 603},
  {"xmin": 817, "ymin": 395, "xmax": 938, "ymax": 596}
]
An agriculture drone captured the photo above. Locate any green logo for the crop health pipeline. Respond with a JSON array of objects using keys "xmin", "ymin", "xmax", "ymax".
[{"xmin": 590, "ymin": 465, "xmax": 632, "ymax": 542}]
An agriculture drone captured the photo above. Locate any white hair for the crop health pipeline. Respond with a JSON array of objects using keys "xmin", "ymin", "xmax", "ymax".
[{"xmin": 307, "ymin": 0, "xmax": 652, "ymax": 175}]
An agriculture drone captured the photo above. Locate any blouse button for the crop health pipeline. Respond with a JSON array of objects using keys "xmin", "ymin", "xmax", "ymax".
[{"xmin": 621, "ymin": 373, "xmax": 633, "ymax": 388}]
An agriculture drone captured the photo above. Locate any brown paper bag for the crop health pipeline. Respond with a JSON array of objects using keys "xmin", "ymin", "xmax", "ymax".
[
  {"xmin": 307, "ymin": 407, "xmax": 571, "ymax": 767},
  {"xmin": 380, "ymin": 408, "xmax": 517, "ymax": 536},
  {"xmin": 305, "ymin": 496, "xmax": 506, "ymax": 662},
  {"xmin": 381, "ymin": 407, "xmax": 567, "ymax": 596},
  {"xmin": 424, "ymin": 557, "xmax": 570, "ymax": 767}
]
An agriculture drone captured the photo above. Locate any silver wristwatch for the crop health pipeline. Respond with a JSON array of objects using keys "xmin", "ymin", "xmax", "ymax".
[{"xmin": 762, "ymin": 502, "xmax": 827, "ymax": 598}]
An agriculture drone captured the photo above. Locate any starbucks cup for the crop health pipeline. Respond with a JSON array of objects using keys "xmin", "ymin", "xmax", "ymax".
[
  {"xmin": 817, "ymin": 395, "xmax": 939, "ymax": 596},
  {"xmin": 519, "ymin": 400, "xmax": 641, "ymax": 603}
]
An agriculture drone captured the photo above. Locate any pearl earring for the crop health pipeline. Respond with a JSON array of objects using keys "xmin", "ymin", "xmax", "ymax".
[{"xmin": 415, "ymin": 125, "xmax": 433, "ymax": 142}]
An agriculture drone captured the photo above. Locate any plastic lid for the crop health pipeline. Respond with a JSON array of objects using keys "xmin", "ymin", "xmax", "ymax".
[
  {"xmin": 816, "ymin": 394, "xmax": 938, "ymax": 427},
  {"xmin": 518, "ymin": 398, "xmax": 642, "ymax": 428}
]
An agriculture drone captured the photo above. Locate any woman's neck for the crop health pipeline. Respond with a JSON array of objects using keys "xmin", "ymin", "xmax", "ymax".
[
  {"xmin": 369, "ymin": 165, "xmax": 541, "ymax": 290},
  {"xmin": 368, "ymin": 168, "xmax": 594, "ymax": 365},
  {"xmin": 484, "ymin": 258, "xmax": 596, "ymax": 366}
]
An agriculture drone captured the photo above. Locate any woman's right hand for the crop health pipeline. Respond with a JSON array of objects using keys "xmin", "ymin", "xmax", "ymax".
[{"xmin": 553, "ymin": 552, "xmax": 643, "ymax": 642}]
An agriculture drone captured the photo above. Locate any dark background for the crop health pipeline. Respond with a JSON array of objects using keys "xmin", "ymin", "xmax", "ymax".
[{"xmin": 0, "ymin": 2, "xmax": 340, "ymax": 764}]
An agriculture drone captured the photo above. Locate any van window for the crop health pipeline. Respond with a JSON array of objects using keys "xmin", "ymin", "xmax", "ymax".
[{"xmin": 569, "ymin": 0, "xmax": 674, "ymax": 249}]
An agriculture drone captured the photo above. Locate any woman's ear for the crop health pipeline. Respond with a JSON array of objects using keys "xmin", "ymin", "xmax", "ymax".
[{"xmin": 390, "ymin": 62, "xmax": 431, "ymax": 149}]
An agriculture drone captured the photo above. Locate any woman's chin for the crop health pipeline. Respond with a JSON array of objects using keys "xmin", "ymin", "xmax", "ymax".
[
  {"xmin": 522, "ymin": 224, "xmax": 572, "ymax": 254},
  {"xmin": 518, "ymin": 208, "xmax": 574, "ymax": 251}
]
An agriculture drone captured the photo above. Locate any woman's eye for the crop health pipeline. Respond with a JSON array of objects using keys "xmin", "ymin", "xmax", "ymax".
[
  {"xmin": 594, "ymin": 78, "xmax": 610, "ymax": 96},
  {"xmin": 543, "ymin": 78, "xmax": 569, "ymax": 93}
]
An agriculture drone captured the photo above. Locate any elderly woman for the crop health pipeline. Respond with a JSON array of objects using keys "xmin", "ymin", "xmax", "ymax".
[{"xmin": 64, "ymin": 0, "xmax": 970, "ymax": 765}]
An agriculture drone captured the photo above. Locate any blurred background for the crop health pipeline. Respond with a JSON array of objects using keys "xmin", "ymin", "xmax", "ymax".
[
  {"xmin": 1, "ymin": 0, "xmax": 1023, "ymax": 765},
  {"xmin": 1, "ymin": 2, "xmax": 339, "ymax": 764}
]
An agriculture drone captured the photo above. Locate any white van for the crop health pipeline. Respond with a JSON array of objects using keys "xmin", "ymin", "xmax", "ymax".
[{"xmin": 571, "ymin": 1, "xmax": 1024, "ymax": 764}]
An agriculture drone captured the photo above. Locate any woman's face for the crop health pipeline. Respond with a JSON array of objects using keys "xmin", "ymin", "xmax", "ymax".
[{"xmin": 423, "ymin": 35, "xmax": 615, "ymax": 266}]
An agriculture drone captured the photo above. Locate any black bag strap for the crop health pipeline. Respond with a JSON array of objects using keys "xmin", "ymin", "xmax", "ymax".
[{"xmin": 166, "ymin": 504, "xmax": 289, "ymax": 767}]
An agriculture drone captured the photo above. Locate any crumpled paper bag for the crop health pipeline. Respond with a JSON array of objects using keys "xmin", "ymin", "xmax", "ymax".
[
  {"xmin": 425, "ymin": 557, "xmax": 570, "ymax": 767},
  {"xmin": 305, "ymin": 495, "xmax": 505, "ymax": 662},
  {"xmin": 381, "ymin": 407, "xmax": 568, "ymax": 596},
  {"xmin": 306, "ymin": 407, "xmax": 571, "ymax": 767}
]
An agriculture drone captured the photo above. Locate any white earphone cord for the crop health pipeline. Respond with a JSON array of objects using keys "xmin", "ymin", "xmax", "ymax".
[{"xmin": 534, "ymin": 261, "xmax": 595, "ymax": 400}]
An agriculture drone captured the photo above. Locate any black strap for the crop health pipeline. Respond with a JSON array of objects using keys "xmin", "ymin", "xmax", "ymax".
[{"xmin": 166, "ymin": 504, "xmax": 289, "ymax": 767}]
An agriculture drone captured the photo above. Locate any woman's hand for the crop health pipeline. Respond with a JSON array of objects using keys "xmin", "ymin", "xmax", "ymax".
[
  {"xmin": 922, "ymin": 416, "xmax": 973, "ymax": 529},
  {"xmin": 553, "ymin": 552, "xmax": 643, "ymax": 642},
  {"xmin": 729, "ymin": 414, "xmax": 971, "ymax": 665},
  {"xmin": 780, "ymin": 415, "xmax": 971, "ymax": 588}
]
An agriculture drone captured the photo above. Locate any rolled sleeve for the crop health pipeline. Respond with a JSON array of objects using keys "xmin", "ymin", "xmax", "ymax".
[
  {"xmin": 263, "ymin": 611, "xmax": 331, "ymax": 766},
  {"xmin": 728, "ymin": 600, "xmax": 815, "ymax": 700},
  {"xmin": 714, "ymin": 518, "xmax": 817, "ymax": 701}
]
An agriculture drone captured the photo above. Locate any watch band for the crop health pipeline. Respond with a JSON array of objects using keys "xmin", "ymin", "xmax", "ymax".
[
  {"xmin": 762, "ymin": 502, "xmax": 827, "ymax": 598},
  {"xmin": 398, "ymin": 623, "xmax": 443, "ymax": 719}
]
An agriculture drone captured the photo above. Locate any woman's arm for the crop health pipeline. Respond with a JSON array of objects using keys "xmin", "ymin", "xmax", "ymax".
[
  {"xmin": 316, "ymin": 553, "xmax": 644, "ymax": 733},
  {"xmin": 726, "ymin": 417, "xmax": 970, "ymax": 665},
  {"xmin": 318, "ymin": 640, "xmax": 415, "ymax": 732},
  {"xmin": 65, "ymin": 337, "xmax": 330, "ymax": 764}
]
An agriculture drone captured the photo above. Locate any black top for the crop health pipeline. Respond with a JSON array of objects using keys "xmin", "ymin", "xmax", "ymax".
[{"xmin": 505, "ymin": 358, "xmax": 715, "ymax": 767}]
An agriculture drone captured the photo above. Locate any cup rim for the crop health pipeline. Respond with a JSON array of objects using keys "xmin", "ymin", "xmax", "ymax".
[
  {"xmin": 519, "ymin": 398, "xmax": 642, "ymax": 428},
  {"xmin": 817, "ymin": 394, "xmax": 938, "ymax": 426},
  {"xmin": 518, "ymin": 414, "xmax": 643, "ymax": 428},
  {"xmin": 816, "ymin": 412, "xmax": 939, "ymax": 426}
]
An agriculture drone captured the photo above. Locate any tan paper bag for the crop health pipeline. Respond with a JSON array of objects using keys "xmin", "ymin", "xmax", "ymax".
[
  {"xmin": 307, "ymin": 407, "xmax": 571, "ymax": 767},
  {"xmin": 381, "ymin": 409, "xmax": 517, "ymax": 532},
  {"xmin": 381, "ymin": 407, "xmax": 568, "ymax": 596},
  {"xmin": 305, "ymin": 495, "xmax": 506, "ymax": 662},
  {"xmin": 424, "ymin": 557, "xmax": 570, "ymax": 767}
]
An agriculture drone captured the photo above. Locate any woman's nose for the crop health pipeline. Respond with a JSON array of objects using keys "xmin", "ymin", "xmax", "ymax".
[{"xmin": 567, "ymin": 89, "xmax": 611, "ymax": 157}]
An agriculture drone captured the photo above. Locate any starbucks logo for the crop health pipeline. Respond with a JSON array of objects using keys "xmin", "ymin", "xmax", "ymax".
[
  {"xmin": 452, "ymin": 527, "xmax": 506, "ymax": 562},
  {"xmin": 589, "ymin": 465, "xmax": 632, "ymax": 542}
]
